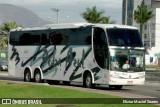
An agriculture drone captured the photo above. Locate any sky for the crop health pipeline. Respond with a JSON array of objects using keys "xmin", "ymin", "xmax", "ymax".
[{"xmin": 0, "ymin": 0, "xmax": 123, "ymax": 24}]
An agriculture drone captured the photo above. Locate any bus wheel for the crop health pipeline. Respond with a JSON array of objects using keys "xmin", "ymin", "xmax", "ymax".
[
  {"xmin": 34, "ymin": 70, "xmax": 43, "ymax": 83},
  {"xmin": 83, "ymin": 73, "xmax": 95, "ymax": 88},
  {"xmin": 24, "ymin": 69, "xmax": 31, "ymax": 82},
  {"xmin": 63, "ymin": 81, "xmax": 70, "ymax": 85}
]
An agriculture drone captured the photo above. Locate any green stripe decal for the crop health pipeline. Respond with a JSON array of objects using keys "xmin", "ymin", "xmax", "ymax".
[
  {"xmin": 69, "ymin": 47, "xmax": 92, "ymax": 81},
  {"xmin": 91, "ymin": 67, "xmax": 101, "ymax": 81}
]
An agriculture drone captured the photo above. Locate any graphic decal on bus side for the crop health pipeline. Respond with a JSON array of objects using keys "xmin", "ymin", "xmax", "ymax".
[
  {"xmin": 10, "ymin": 46, "xmax": 20, "ymax": 65},
  {"xmin": 69, "ymin": 47, "xmax": 92, "ymax": 81},
  {"xmin": 43, "ymin": 47, "xmax": 92, "ymax": 80},
  {"xmin": 43, "ymin": 47, "xmax": 77, "ymax": 76},
  {"xmin": 43, "ymin": 47, "xmax": 76, "ymax": 73},
  {"xmin": 41, "ymin": 46, "xmax": 57, "ymax": 69},
  {"xmin": 64, "ymin": 48, "xmax": 76, "ymax": 76},
  {"xmin": 29, "ymin": 46, "xmax": 55, "ymax": 67},
  {"xmin": 61, "ymin": 44, "xmax": 70, "ymax": 54},
  {"xmin": 18, "ymin": 44, "xmax": 92, "ymax": 80},
  {"xmin": 21, "ymin": 45, "xmax": 50, "ymax": 67},
  {"xmin": 91, "ymin": 67, "xmax": 101, "ymax": 81}
]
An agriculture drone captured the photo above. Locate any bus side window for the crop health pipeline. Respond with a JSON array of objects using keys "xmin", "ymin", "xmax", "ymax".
[
  {"xmin": 19, "ymin": 33, "xmax": 31, "ymax": 45},
  {"xmin": 10, "ymin": 32, "xmax": 20, "ymax": 45},
  {"xmin": 50, "ymin": 32, "xmax": 63, "ymax": 45},
  {"xmin": 41, "ymin": 33, "xmax": 48, "ymax": 45}
]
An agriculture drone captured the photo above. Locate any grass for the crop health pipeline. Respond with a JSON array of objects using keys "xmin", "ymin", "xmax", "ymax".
[{"xmin": 0, "ymin": 81, "xmax": 159, "ymax": 107}]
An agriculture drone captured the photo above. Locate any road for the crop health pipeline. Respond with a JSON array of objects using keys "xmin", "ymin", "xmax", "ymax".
[{"xmin": 0, "ymin": 71, "xmax": 159, "ymax": 98}]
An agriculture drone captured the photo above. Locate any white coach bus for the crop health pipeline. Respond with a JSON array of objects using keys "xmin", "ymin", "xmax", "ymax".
[{"xmin": 8, "ymin": 23, "xmax": 145, "ymax": 89}]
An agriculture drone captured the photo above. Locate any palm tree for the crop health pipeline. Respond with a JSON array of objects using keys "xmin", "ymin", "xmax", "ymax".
[
  {"xmin": 0, "ymin": 21, "xmax": 22, "ymax": 49},
  {"xmin": 134, "ymin": 1, "xmax": 154, "ymax": 42},
  {"xmin": 1, "ymin": 21, "xmax": 22, "ymax": 32},
  {"xmin": 81, "ymin": 6, "xmax": 115, "ymax": 24},
  {"xmin": 0, "ymin": 29, "xmax": 7, "ymax": 49}
]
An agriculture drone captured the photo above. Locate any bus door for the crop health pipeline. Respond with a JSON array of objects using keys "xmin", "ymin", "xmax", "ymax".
[{"xmin": 93, "ymin": 27, "xmax": 109, "ymax": 69}]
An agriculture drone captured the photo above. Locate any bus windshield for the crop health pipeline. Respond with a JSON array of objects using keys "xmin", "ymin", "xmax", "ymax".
[
  {"xmin": 110, "ymin": 49, "xmax": 144, "ymax": 72},
  {"xmin": 107, "ymin": 29, "xmax": 143, "ymax": 47}
]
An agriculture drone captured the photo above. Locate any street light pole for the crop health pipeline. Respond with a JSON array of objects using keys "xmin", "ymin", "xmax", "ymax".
[
  {"xmin": 51, "ymin": 8, "xmax": 59, "ymax": 24},
  {"xmin": 148, "ymin": 21, "xmax": 152, "ymax": 50},
  {"xmin": 125, "ymin": 0, "xmax": 128, "ymax": 25}
]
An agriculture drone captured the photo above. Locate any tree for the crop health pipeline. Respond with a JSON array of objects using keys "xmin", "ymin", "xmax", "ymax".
[
  {"xmin": 0, "ymin": 21, "xmax": 22, "ymax": 49},
  {"xmin": 134, "ymin": 1, "xmax": 154, "ymax": 42},
  {"xmin": 81, "ymin": 6, "xmax": 115, "ymax": 24},
  {"xmin": 1, "ymin": 21, "xmax": 22, "ymax": 32}
]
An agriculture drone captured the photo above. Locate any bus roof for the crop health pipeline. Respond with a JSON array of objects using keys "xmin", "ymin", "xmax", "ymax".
[
  {"xmin": 10, "ymin": 23, "xmax": 138, "ymax": 32},
  {"xmin": 94, "ymin": 24, "xmax": 138, "ymax": 30}
]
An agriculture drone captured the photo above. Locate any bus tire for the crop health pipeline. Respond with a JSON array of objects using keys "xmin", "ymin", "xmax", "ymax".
[
  {"xmin": 34, "ymin": 70, "xmax": 43, "ymax": 83},
  {"xmin": 83, "ymin": 73, "xmax": 95, "ymax": 88},
  {"xmin": 24, "ymin": 69, "xmax": 31, "ymax": 82}
]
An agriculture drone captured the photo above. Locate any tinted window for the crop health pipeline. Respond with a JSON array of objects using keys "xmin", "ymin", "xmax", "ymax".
[
  {"xmin": 49, "ymin": 27, "xmax": 92, "ymax": 45},
  {"xmin": 19, "ymin": 33, "xmax": 40, "ymax": 45},
  {"xmin": 10, "ymin": 32, "xmax": 20, "ymax": 45},
  {"xmin": 50, "ymin": 31, "xmax": 68, "ymax": 45},
  {"xmin": 10, "ymin": 27, "xmax": 92, "ymax": 46},
  {"xmin": 10, "ymin": 31, "xmax": 48, "ymax": 45},
  {"xmin": 94, "ymin": 28, "xmax": 107, "ymax": 45},
  {"xmin": 93, "ymin": 27, "xmax": 109, "ymax": 69},
  {"xmin": 107, "ymin": 29, "xmax": 143, "ymax": 47},
  {"xmin": 41, "ymin": 33, "xmax": 48, "ymax": 45}
]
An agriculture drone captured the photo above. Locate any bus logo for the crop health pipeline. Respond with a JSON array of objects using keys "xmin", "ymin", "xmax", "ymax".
[{"xmin": 2, "ymin": 99, "xmax": 11, "ymax": 104}]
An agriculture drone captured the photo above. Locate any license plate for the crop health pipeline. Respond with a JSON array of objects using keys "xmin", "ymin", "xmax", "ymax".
[{"xmin": 127, "ymin": 81, "xmax": 133, "ymax": 84}]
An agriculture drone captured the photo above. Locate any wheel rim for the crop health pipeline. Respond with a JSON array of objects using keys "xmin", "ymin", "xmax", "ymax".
[
  {"xmin": 86, "ymin": 75, "xmax": 91, "ymax": 87},
  {"xmin": 35, "ymin": 72, "xmax": 41, "ymax": 82},
  {"xmin": 25, "ymin": 72, "xmax": 30, "ymax": 82}
]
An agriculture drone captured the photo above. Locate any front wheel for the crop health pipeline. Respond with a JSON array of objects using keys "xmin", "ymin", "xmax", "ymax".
[{"xmin": 83, "ymin": 73, "xmax": 95, "ymax": 88}]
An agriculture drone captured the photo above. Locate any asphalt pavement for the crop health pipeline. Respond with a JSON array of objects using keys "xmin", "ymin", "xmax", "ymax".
[{"xmin": 0, "ymin": 71, "xmax": 159, "ymax": 99}]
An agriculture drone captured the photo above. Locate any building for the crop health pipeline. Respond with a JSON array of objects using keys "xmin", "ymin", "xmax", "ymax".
[
  {"xmin": 122, "ymin": 0, "xmax": 160, "ymax": 65},
  {"xmin": 122, "ymin": 0, "xmax": 143, "ymax": 26}
]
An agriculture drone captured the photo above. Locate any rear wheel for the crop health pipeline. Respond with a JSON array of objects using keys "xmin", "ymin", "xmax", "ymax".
[
  {"xmin": 24, "ymin": 69, "xmax": 31, "ymax": 82},
  {"xmin": 34, "ymin": 70, "xmax": 43, "ymax": 83},
  {"xmin": 83, "ymin": 73, "xmax": 95, "ymax": 88}
]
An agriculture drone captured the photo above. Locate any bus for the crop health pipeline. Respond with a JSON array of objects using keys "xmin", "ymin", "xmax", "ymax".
[{"xmin": 8, "ymin": 23, "xmax": 145, "ymax": 89}]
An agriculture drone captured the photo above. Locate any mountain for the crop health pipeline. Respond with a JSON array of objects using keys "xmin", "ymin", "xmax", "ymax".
[{"xmin": 0, "ymin": 4, "xmax": 50, "ymax": 27}]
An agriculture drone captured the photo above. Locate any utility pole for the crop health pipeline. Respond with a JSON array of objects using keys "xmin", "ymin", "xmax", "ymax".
[
  {"xmin": 125, "ymin": 0, "xmax": 128, "ymax": 25},
  {"xmin": 51, "ymin": 8, "xmax": 59, "ymax": 24},
  {"xmin": 148, "ymin": 21, "xmax": 151, "ymax": 50}
]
